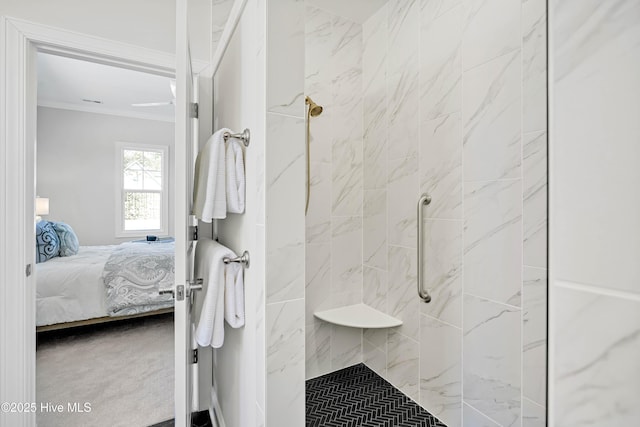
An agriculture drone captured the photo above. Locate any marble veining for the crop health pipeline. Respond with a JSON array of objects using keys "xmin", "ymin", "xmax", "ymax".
[
  {"xmin": 522, "ymin": 0, "xmax": 547, "ymax": 133},
  {"xmin": 306, "ymin": 162, "xmax": 331, "ymax": 244},
  {"xmin": 553, "ymin": 0, "xmax": 640, "ymax": 295},
  {"xmin": 306, "ymin": 319, "xmax": 331, "ymax": 379},
  {"xmin": 363, "ymin": 93, "xmax": 388, "ymax": 190},
  {"xmin": 421, "ymin": 219, "xmax": 463, "ymax": 328},
  {"xmin": 523, "ymin": 130, "xmax": 547, "ymax": 269},
  {"xmin": 266, "ymin": 114, "xmax": 305, "ymax": 304},
  {"xmin": 522, "ymin": 267, "xmax": 547, "ymax": 406},
  {"xmin": 331, "ymin": 216, "xmax": 363, "ymax": 295},
  {"xmin": 364, "ymin": 328, "xmax": 387, "ymax": 350},
  {"xmin": 463, "ymin": 403, "xmax": 500, "ymax": 427},
  {"xmin": 387, "ymin": 330, "xmax": 420, "ymax": 400},
  {"xmin": 331, "ymin": 325, "xmax": 362, "ymax": 371},
  {"xmin": 305, "ymin": 3, "xmax": 366, "ymax": 378},
  {"xmin": 388, "ymin": 61, "xmax": 420, "ymax": 160},
  {"xmin": 363, "ymin": 266, "xmax": 388, "ymax": 313},
  {"xmin": 305, "ymin": 243, "xmax": 331, "ymax": 322},
  {"xmin": 420, "ymin": 315, "xmax": 462, "ymax": 427},
  {"xmin": 363, "ymin": 338, "xmax": 387, "ymax": 377},
  {"xmin": 422, "ymin": 0, "xmax": 463, "ymax": 22},
  {"xmin": 463, "ymin": 49, "xmax": 522, "ymax": 182},
  {"xmin": 364, "ymin": 189, "xmax": 387, "ymax": 270},
  {"xmin": 463, "ymin": 295, "xmax": 521, "ymax": 426},
  {"xmin": 388, "ymin": 0, "xmax": 420, "ymax": 72},
  {"xmin": 523, "ymin": 398, "xmax": 546, "ymax": 427},
  {"xmin": 363, "ymin": 4, "xmax": 388, "ymax": 95},
  {"xmin": 420, "ymin": 4, "xmax": 462, "ymax": 121},
  {"xmin": 421, "ymin": 112, "xmax": 463, "ymax": 220},
  {"xmin": 464, "ymin": 179, "xmax": 522, "ymax": 307},
  {"xmin": 463, "ymin": 0, "xmax": 521, "ymax": 71},
  {"xmin": 267, "ymin": 0, "xmax": 305, "ymax": 116},
  {"xmin": 388, "ymin": 245, "xmax": 419, "ymax": 340},
  {"xmin": 388, "ymin": 156, "xmax": 419, "ymax": 248},
  {"xmin": 266, "ymin": 300, "xmax": 305, "ymax": 427},
  {"xmin": 554, "ymin": 0, "xmax": 640, "ymax": 83},
  {"xmin": 363, "ymin": 4, "xmax": 389, "ymax": 191},
  {"xmin": 300, "ymin": 1, "xmax": 550, "ymax": 426},
  {"xmin": 331, "ymin": 325, "xmax": 362, "ymax": 370},
  {"xmin": 554, "ymin": 287, "xmax": 640, "ymax": 426},
  {"xmin": 332, "ymin": 138, "xmax": 363, "ymax": 216},
  {"xmin": 305, "ymin": 6, "xmax": 333, "ymax": 95}
]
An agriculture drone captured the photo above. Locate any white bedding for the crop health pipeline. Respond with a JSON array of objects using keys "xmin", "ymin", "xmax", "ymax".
[{"xmin": 36, "ymin": 245, "xmax": 115, "ymax": 327}]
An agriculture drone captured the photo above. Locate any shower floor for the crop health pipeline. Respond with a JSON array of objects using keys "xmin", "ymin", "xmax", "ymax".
[{"xmin": 306, "ymin": 364, "xmax": 446, "ymax": 427}]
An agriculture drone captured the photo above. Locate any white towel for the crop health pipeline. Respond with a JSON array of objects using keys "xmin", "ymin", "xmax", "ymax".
[
  {"xmin": 195, "ymin": 239, "xmax": 242, "ymax": 348},
  {"xmin": 193, "ymin": 129, "xmax": 229, "ymax": 222},
  {"xmin": 225, "ymin": 139, "xmax": 245, "ymax": 214},
  {"xmin": 194, "ymin": 239, "xmax": 227, "ymax": 348},
  {"xmin": 224, "ymin": 261, "xmax": 245, "ymax": 328}
]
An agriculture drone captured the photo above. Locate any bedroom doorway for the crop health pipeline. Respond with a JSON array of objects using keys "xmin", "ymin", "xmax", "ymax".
[
  {"xmin": 34, "ymin": 51, "xmax": 178, "ymax": 427},
  {"xmin": 1, "ymin": 7, "xmax": 211, "ymax": 425}
]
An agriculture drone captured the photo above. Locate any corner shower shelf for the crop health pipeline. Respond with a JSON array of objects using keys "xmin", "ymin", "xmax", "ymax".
[{"xmin": 314, "ymin": 303, "xmax": 402, "ymax": 329}]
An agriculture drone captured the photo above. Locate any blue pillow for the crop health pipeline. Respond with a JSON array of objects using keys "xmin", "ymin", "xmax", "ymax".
[
  {"xmin": 51, "ymin": 222, "xmax": 79, "ymax": 256},
  {"xmin": 36, "ymin": 221, "xmax": 60, "ymax": 263}
]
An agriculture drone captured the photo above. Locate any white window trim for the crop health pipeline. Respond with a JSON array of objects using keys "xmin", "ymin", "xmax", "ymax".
[{"xmin": 115, "ymin": 141, "xmax": 169, "ymax": 238}]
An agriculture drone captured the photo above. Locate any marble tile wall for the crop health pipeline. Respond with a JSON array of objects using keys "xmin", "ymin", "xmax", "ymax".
[
  {"xmin": 301, "ymin": 0, "xmax": 546, "ymax": 425},
  {"xmin": 304, "ymin": 4, "xmax": 365, "ymax": 380},
  {"xmin": 551, "ymin": 0, "xmax": 640, "ymax": 425},
  {"xmin": 265, "ymin": 0, "xmax": 306, "ymax": 426},
  {"xmin": 358, "ymin": 0, "xmax": 548, "ymax": 426}
]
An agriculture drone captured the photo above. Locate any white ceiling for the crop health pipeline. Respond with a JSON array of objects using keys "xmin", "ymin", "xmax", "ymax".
[
  {"xmin": 305, "ymin": 0, "xmax": 388, "ymax": 24},
  {"xmin": 37, "ymin": 53, "xmax": 175, "ymax": 122}
]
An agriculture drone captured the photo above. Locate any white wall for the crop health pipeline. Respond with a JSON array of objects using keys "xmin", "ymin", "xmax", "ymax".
[
  {"xmin": 211, "ymin": 0, "xmax": 264, "ymax": 425},
  {"xmin": 36, "ymin": 106, "xmax": 175, "ymax": 245},
  {"xmin": 0, "ymin": 0, "xmax": 212, "ymax": 63},
  {"xmin": 550, "ymin": 1, "xmax": 640, "ymax": 425}
]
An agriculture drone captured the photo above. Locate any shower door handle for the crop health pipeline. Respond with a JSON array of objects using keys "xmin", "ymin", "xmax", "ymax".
[{"xmin": 417, "ymin": 194, "xmax": 432, "ymax": 303}]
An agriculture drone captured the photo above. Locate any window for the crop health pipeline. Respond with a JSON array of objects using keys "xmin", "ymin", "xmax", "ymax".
[{"xmin": 116, "ymin": 143, "xmax": 168, "ymax": 237}]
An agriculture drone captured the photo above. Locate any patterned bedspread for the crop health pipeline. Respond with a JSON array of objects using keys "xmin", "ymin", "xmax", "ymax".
[{"xmin": 102, "ymin": 241, "xmax": 175, "ymax": 316}]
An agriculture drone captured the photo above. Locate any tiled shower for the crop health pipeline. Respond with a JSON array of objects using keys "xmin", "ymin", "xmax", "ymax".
[
  {"xmin": 303, "ymin": 0, "xmax": 547, "ymax": 426},
  {"xmin": 216, "ymin": 0, "xmax": 638, "ymax": 425}
]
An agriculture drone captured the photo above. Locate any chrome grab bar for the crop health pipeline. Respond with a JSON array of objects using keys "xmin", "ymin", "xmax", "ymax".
[{"xmin": 417, "ymin": 194, "xmax": 432, "ymax": 303}]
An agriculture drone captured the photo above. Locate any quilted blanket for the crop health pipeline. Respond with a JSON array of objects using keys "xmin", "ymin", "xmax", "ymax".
[{"xmin": 103, "ymin": 241, "xmax": 175, "ymax": 316}]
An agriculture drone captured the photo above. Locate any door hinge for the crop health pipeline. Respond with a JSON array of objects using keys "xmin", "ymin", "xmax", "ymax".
[
  {"xmin": 190, "ymin": 102, "xmax": 199, "ymax": 119},
  {"xmin": 191, "ymin": 348, "xmax": 198, "ymax": 364}
]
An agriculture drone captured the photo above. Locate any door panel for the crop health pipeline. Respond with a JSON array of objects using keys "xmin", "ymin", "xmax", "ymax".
[{"xmin": 175, "ymin": 0, "xmax": 198, "ymax": 425}]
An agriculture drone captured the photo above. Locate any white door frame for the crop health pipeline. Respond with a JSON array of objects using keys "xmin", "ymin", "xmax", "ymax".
[{"xmin": 0, "ymin": 16, "xmax": 205, "ymax": 426}]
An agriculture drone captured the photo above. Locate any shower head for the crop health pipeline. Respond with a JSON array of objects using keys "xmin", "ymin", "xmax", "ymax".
[{"xmin": 305, "ymin": 96, "xmax": 323, "ymax": 117}]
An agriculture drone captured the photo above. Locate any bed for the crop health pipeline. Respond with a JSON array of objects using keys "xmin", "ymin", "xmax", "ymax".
[{"xmin": 36, "ymin": 240, "xmax": 175, "ymax": 331}]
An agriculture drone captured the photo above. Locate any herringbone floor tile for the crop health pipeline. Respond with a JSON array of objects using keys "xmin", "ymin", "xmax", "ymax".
[{"xmin": 306, "ymin": 364, "xmax": 447, "ymax": 427}]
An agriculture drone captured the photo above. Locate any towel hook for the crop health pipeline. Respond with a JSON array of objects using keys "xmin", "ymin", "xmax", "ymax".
[
  {"xmin": 223, "ymin": 128, "xmax": 250, "ymax": 147},
  {"xmin": 223, "ymin": 250, "xmax": 250, "ymax": 269}
]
